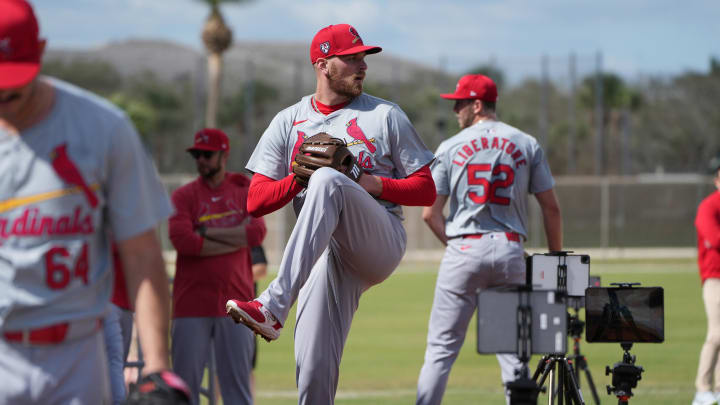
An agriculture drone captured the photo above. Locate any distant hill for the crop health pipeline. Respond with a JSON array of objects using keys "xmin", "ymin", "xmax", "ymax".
[{"xmin": 45, "ymin": 39, "xmax": 453, "ymax": 94}]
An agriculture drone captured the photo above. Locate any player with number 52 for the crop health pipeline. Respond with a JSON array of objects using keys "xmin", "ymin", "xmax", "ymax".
[{"xmin": 416, "ymin": 74, "xmax": 563, "ymax": 405}]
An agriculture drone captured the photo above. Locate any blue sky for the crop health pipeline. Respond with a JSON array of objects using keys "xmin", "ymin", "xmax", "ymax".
[{"xmin": 32, "ymin": 0, "xmax": 720, "ymax": 83}]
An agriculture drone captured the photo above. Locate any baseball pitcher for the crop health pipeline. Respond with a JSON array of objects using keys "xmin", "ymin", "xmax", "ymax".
[{"xmin": 225, "ymin": 23, "xmax": 436, "ymax": 405}]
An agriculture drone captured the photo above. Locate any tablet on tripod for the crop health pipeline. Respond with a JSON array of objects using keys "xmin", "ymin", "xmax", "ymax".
[
  {"xmin": 585, "ymin": 286, "xmax": 664, "ymax": 343},
  {"xmin": 476, "ymin": 287, "xmax": 567, "ymax": 355},
  {"xmin": 527, "ymin": 253, "xmax": 590, "ymax": 297}
]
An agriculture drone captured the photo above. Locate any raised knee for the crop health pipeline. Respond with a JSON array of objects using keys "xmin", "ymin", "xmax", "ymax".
[{"xmin": 307, "ymin": 167, "xmax": 345, "ymax": 189}]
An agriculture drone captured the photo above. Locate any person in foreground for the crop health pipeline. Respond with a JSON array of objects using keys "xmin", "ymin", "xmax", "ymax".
[
  {"xmin": 0, "ymin": 1, "xmax": 188, "ymax": 403},
  {"xmin": 225, "ymin": 23, "xmax": 436, "ymax": 405}
]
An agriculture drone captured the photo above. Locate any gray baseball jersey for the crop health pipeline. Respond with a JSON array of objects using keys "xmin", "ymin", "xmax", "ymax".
[
  {"xmin": 432, "ymin": 120, "xmax": 554, "ymax": 238},
  {"xmin": 0, "ymin": 78, "xmax": 172, "ymax": 331},
  {"xmin": 246, "ymin": 93, "xmax": 434, "ymax": 218}
]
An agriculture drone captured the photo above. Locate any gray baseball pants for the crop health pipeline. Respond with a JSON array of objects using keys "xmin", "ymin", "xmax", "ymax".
[
  {"xmin": 416, "ymin": 232, "xmax": 526, "ymax": 405},
  {"xmin": 258, "ymin": 167, "xmax": 407, "ymax": 405},
  {"xmin": 171, "ymin": 316, "xmax": 254, "ymax": 405},
  {"xmin": 0, "ymin": 327, "xmax": 110, "ymax": 404}
]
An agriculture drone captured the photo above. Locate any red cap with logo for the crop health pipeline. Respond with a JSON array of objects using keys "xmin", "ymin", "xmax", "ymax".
[
  {"xmin": 186, "ymin": 128, "xmax": 230, "ymax": 152},
  {"xmin": 0, "ymin": 0, "xmax": 42, "ymax": 89},
  {"xmin": 441, "ymin": 74, "xmax": 498, "ymax": 102},
  {"xmin": 310, "ymin": 24, "xmax": 381, "ymax": 64}
]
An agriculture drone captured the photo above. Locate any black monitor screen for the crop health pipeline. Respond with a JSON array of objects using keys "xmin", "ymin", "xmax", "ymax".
[{"xmin": 585, "ymin": 287, "xmax": 664, "ymax": 343}]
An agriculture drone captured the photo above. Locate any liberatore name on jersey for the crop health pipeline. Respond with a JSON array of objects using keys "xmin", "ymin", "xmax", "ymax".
[{"xmin": 450, "ymin": 135, "xmax": 527, "ymax": 169}]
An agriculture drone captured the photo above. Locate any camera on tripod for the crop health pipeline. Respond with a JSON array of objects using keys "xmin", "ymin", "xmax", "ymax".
[{"xmin": 585, "ymin": 284, "xmax": 665, "ymax": 405}]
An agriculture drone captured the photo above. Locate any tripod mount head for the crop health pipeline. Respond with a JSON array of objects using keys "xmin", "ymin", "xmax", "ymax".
[
  {"xmin": 567, "ymin": 312, "xmax": 586, "ymax": 338},
  {"xmin": 605, "ymin": 343, "xmax": 644, "ymax": 403}
]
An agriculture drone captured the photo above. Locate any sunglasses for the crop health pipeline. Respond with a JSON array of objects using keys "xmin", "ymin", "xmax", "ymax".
[{"xmin": 189, "ymin": 150, "xmax": 217, "ymax": 160}]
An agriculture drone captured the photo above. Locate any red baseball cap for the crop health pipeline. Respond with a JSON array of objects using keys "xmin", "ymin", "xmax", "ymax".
[
  {"xmin": 310, "ymin": 24, "xmax": 381, "ymax": 64},
  {"xmin": 187, "ymin": 128, "xmax": 230, "ymax": 152},
  {"xmin": 441, "ymin": 74, "xmax": 498, "ymax": 102},
  {"xmin": 0, "ymin": 0, "xmax": 42, "ymax": 89}
]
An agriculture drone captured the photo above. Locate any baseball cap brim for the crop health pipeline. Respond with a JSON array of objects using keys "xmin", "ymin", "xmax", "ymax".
[
  {"xmin": 440, "ymin": 92, "xmax": 471, "ymax": 100},
  {"xmin": 0, "ymin": 62, "xmax": 40, "ymax": 89},
  {"xmin": 335, "ymin": 45, "xmax": 382, "ymax": 57},
  {"xmin": 186, "ymin": 145, "xmax": 225, "ymax": 152}
]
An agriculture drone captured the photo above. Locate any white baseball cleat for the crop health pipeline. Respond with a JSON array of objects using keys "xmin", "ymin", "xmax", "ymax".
[
  {"xmin": 692, "ymin": 391, "xmax": 717, "ymax": 405},
  {"xmin": 226, "ymin": 299, "xmax": 282, "ymax": 342}
]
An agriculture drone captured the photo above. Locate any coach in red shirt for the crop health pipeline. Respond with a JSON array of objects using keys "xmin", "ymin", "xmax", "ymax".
[
  {"xmin": 169, "ymin": 129, "xmax": 266, "ymax": 405},
  {"xmin": 693, "ymin": 157, "xmax": 720, "ymax": 405}
]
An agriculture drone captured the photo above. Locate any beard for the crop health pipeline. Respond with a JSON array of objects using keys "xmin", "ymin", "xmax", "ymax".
[
  {"xmin": 200, "ymin": 166, "xmax": 221, "ymax": 179},
  {"xmin": 197, "ymin": 160, "xmax": 222, "ymax": 179},
  {"xmin": 326, "ymin": 65, "xmax": 363, "ymax": 99}
]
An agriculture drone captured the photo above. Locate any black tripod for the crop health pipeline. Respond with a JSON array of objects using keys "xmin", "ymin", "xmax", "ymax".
[
  {"xmin": 532, "ymin": 352, "xmax": 585, "ymax": 405},
  {"xmin": 567, "ymin": 306, "xmax": 601, "ymax": 404}
]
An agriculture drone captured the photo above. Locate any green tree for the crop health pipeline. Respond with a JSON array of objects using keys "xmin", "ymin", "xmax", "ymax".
[
  {"xmin": 109, "ymin": 92, "xmax": 157, "ymax": 142},
  {"xmin": 579, "ymin": 73, "xmax": 643, "ymax": 174}
]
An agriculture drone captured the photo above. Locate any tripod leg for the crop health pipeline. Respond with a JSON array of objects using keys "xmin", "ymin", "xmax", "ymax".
[
  {"xmin": 535, "ymin": 357, "xmax": 554, "ymax": 388},
  {"xmin": 562, "ymin": 359, "xmax": 586, "ymax": 405},
  {"xmin": 533, "ymin": 355, "xmax": 551, "ymax": 381},
  {"xmin": 558, "ymin": 360, "xmax": 564, "ymax": 405},
  {"xmin": 581, "ymin": 364, "xmax": 601, "ymax": 405}
]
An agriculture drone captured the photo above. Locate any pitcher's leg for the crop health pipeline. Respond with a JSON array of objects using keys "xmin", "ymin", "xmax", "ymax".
[
  {"xmin": 259, "ymin": 167, "xmax": 404, "ymax": 322},
  {"xmin": 294, "ymin": 250, "xmax": 364, "ymax": 405},
  {"xmin": 258, "ymin": 168, "xmax": 347, "ymax": 323},
  {"xmin": 214, "ymin": 317, "xmax": 254, "ymax": 405}
]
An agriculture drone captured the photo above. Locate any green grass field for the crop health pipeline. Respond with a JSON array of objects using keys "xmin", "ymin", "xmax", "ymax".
[{"xmin": 235, "ymin": 258, "xmax": 704, "ymax": 404}]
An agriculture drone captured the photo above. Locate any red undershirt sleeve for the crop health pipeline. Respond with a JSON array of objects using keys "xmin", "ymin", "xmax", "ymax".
[
  {"xmin": 378, "ymin": 165, "xmax": 436, "ymax": 206},
  {"xmin": 247, "ymin": 173, "xmax": 304, "ymax": 217}
]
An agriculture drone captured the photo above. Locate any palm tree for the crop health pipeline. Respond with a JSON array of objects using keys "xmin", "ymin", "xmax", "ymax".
[{"xmin": 197, "ymin": 0, "xmax": 251, "ymax": 128}]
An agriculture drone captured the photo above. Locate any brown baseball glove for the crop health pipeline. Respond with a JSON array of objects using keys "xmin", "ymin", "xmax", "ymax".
[{"xmin": 292, "ymin": 132, "xmax": 364, "ymax": 187}]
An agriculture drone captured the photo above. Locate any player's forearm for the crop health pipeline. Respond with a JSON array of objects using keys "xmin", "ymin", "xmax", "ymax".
[
  {"xmin": 131, "ymin": 260, "xmax": 171, "ymax": 374},
  {"xmin": 426, "ymin": 215, "xmax": 448, "ymax": 245},
  {"xmin": 422, "ymin": 198, "xmax": 448, "ymax": 245},
  {"xmin": 118, "ymin": 230, "xmax": 171, "ymax": 374},
  {"xmin": 199, "ymin": 237, "xmax": 241, "ymax": 256},
  {"xmin": 247, "ymin": 173, "xmax": 303, "ymax": 217},
  {"xmin": 535, "ymin": 188, "xmax": 563, "ymax": 252},
  {"xmin": 540, "ymin": 204, "xmax": 563, "ymax": 252},
  {"xmin": 204, "ymin": 225, "xmax": 247, "ymax": 247}
]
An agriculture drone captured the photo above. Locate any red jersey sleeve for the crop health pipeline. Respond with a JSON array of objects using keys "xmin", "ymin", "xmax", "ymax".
[
  {"xmin": 696, "ymin": 194, "xmax": 720, "ymax": 249},
  {"xmin": 379, "ymin": 165, "xmax": 436, "ymax": 206},
  {"xmin": 168, "ymin": 185, "xmax": 204, "ymax": 255},
  {"xmin": 246, "ymin": 216, "xmax": 267, "ymax": 248},
  {"xmin": 247, "ymin": 173, "xmax": 304, "ymax": 217}
]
